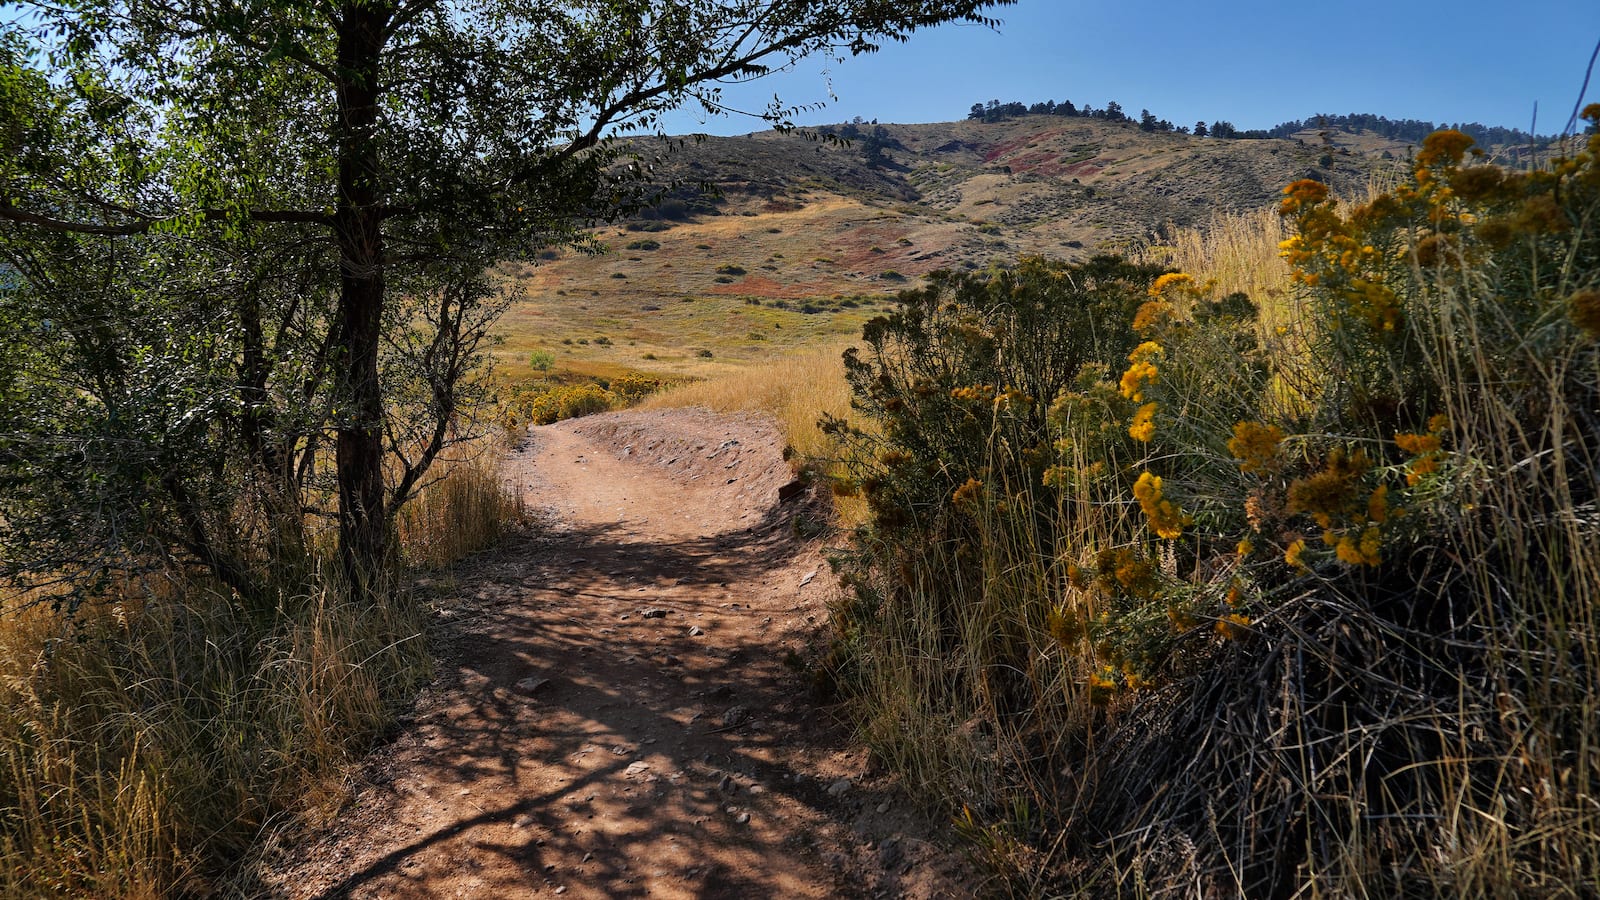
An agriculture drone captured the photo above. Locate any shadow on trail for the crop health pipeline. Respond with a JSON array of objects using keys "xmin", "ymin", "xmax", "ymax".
[{"xmin": 309, "ymin": 487, "xmax": 914, "ymax": 899}]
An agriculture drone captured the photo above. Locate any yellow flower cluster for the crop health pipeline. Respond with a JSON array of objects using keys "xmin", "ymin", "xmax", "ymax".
[
  {"xmin": 1284, "ymin": 538, "xmax": 1308, "ymax": 572},
  {"xmin": 1132, "ymin": 299, "xmax": 1174, "ymax": 333},
  {"xmin": 1287, "ymin": 447, "xmax": 1371, "ymax": 528},
  {"xmin": 1394, "ymin": 413, "xmax": 1450, "ymax": 485},
  {"xmin": 1047, "ymin": 606, "xmax": 1083, "ymax": 647},
  {"xmin": 1149, "ymin": 272, "xmax": 1194, "ymax": 295},
  {"xmin": 950, "ymin": 384, "xmax": 996, "ymax": 403},
  {"xmin": 1227, "ymin": 421, "xmax": 1285, "ymax": 475},
  {"xmin": 1128, "ymin": 402, "xmax": 1159, "ymax": 442},
  {"xmin": 1087, "ymin": 667, "xmax": 1119, "ymax": 706},
  {"xmin": 952, "ymin": 477, "xmax": 984, "ymax": 506},
  {"xmin": 1133, "ymin": 472, "xmax": 1191, "ymax": 539},
  {"xmin": 1214, "ymin": 613, "xmax": 1252, "ymax": 641},
  {"xmin": 1120, "ymin": 341, "xmax": 1162, "ymax": 402},
  {"xmin": 1281, "ymin": 446, "xmax": 1394, "ymax": 568},
  {"xmin": 1096, "ymin": 547, "xmax": 1160, "ymax": 598}
]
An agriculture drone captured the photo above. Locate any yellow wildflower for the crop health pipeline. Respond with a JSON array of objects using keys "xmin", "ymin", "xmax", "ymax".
[
  {"xmin": 1284, "ymin": 538, "xmax": 1308, "ymax": 571},
  {"xmin": 1215, "ymin": 613, "xmax": 1252, "ymax": 640},
  {"xmin": 1132, "ymin": 299, "xmax": 1173, "ymax": 332},
  {"xmin": 1148, "ymin": 272, "xmax": 1193, "ymax": 296},
  {"xmin": 1417, "ymin": 129, "xmax": 1475, "ymax": 168},
  {"xmin": 1128, "ymin": 402, "xmax": 1159, "ymax": 442},
  {"xmin": 1119, "ymin": 341, "xmax": 1162, "ymax": 401},
  {"xmin": 1366, "ymin": 485, "xmax": 1389, "ymax": 524},
  {"xmin": 1227, "ymin": 421, "xmax": 1286, "ymax": 475},
  {"xmin": 1394, "ymin": 432, "xmax": 1441, "ymax": 455},
  {"xmin": 952, "ymin": 477, "xmax": 984, "ymax": 506},
  {"xmin": 1087, "ymin": 667, "xmax": 1119, "ymax": 706},
  {"xmin": 1133, "ymin": 472, "xmax": 1191, "ymax": 539},
  {"xmin": 1047, "ymin": 607, "xmax": 1083, "ymax": 647}
]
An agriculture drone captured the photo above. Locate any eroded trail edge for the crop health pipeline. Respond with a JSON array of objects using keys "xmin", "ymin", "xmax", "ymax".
[{"xmin": 258, "ymin": 408, "xmax": 971, "ymax": 899}]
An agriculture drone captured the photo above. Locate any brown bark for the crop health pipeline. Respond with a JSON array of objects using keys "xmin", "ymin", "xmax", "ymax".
[{"xmin": 333, "ymin": 1, "xmax": 395, "ymax": 595}]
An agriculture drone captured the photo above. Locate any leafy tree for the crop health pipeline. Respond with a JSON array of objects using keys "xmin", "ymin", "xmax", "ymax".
[
  {"xmin": 0, "ymin": 0, "xmax": 1014, "ymax": 600},
  {"xmin": 1194, "ymin": 120, "xmax": 1209, "ymax": 137}
]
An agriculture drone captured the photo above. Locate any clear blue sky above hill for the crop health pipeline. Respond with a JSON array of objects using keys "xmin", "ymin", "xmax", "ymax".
[{"xmin": 660, "ymin": 0, "xmax": 1600, "ymax": 137}]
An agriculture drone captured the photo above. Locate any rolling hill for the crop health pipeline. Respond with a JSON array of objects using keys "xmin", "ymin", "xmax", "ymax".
[{"xmin": 488, "ymin": 115, "xmax": 1412, "ymax": 382}]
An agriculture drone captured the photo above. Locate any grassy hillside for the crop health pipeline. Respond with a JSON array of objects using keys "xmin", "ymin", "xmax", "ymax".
[{"xmin": 489, "ymin": 116, "xmax": 1405, "ymax": 384}]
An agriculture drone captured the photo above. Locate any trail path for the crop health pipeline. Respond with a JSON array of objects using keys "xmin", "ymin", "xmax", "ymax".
[{"xmin": 259, "ymin": 408, "xmax": 971, "ymax": 899}]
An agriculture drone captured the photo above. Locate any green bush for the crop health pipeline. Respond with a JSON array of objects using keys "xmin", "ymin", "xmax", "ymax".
[
  {"xmin": 826, "ymin": 118, "xmax": 1600, "ymax": 895},
  {"xmin": 516, "ymin": 382, "xmax": 615, "ymax": 425}
]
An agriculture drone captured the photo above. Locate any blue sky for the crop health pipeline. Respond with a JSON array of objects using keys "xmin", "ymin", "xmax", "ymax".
[{"xmin": 662, "ymin": 0, "xmax": 1600, "ymax": 137}]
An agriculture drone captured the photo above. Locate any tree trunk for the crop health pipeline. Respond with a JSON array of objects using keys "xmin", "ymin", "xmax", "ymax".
[{"xmin": 333, "ymin": 2, "xmax": 393, "ymax": 596}]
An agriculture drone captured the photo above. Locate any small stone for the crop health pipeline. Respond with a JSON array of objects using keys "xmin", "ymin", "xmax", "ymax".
[
  {"xmin": 720, "ymin": 706, "xmax": 748, "ymax": 728},
  {"xmin": 515, "ymin": 676, "xmax": 551, "ymax": 695},
  {"xmin": 735, "ymin": 812, "xmax": 750, "ymax": 824},
  {"xmin": 716, "ymin": 774, "xmax": 733, "ymax": 793},
  {"xmin": 688, "ymin": 625, "xmax": 705, "ymax": 637},
  {"xmin": 641, "ymin": 608, "xmax": 668, "ymax": 619},
  {"xmin": 555, "ymin": 887, "xmax": 567, "ymax": 895},
  {"xmin": 827, "ymin": 778, "xmax": 852, "ymax": 797},
  {"xmin": 625, "ymin": 761, "xmax": 650, "ymax": 776},
  {"xmin": 877, "ymin": 801, "xmax": 891, "ymax": 814},
  {"xmin": 513, "ymin": 813, "xmax": 534, "ymax": 828},
  {"xmin": 799, "ymin": 569, "xmax": 818, "ymax": 587}
]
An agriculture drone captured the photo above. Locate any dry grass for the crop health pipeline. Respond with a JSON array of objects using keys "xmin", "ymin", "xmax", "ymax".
[
  {"xmin": 0, "ymin": 450, "xmax": 524, "ymax": 896},
  {"xmin": 639, "ymin": 342, "xmax": 855, "ymax": 463}
]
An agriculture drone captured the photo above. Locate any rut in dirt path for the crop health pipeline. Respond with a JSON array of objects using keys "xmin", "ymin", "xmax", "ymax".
[{"xmin": 256, "ymin": 408, "xmax": 973, "ymax": 900}]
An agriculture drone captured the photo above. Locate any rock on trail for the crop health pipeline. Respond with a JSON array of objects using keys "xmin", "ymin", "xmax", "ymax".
[{"xmin": 249, "ymin": 408, "xmax": 974, "ymax": 899}]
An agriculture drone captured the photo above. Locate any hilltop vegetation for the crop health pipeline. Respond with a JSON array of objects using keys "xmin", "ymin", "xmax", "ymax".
[
  {"xmin": 964, "ymin": 95, "xmax": 1558, "ymax": 147},
  {"xmin": 491, "ymin": 114, "xmax": 1394, "ymax": 383}
]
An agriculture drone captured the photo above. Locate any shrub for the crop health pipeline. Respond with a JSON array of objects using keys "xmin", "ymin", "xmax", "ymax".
[
  {"xmin": 714, "ymin": 264, "xmax": 746, "ymax": 276},
  {"xmin": 624, "ymin": 239, "xmax": 660, "ymax": 251},
  {"xmin": 528, "ymin": 350, "xmax": 555, "ymax": 371},
  {"xmin": 826, "ymin": 117, "xmax": 1600, "ymax": 896},
  {"xmin": 695, "ymin": 349, "xmax": 714, "ymax": 358},
  {"xmin": 520, "ymin": 382, "xmax": 614, "ymax": 425}
]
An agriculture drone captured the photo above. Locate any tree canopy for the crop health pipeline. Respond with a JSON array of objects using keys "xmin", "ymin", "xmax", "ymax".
[{"xmin": 0, "ymin": 0, "xmax": 1014, "ymax": 602}]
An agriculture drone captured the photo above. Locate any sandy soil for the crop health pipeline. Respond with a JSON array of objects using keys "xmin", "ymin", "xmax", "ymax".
[{"xmin": 250, "ymin": 407, "xmax": 974, "ymax": 899}]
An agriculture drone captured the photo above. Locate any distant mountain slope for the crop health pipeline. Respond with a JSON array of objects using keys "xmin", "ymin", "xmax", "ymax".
[
  {"xmin": 636, "ymin": 116, "xmax": 1398, "ymax": 251},
  {"xmin": 490, "ymin": 117, "xmax": 1403, "ymax": 378}
]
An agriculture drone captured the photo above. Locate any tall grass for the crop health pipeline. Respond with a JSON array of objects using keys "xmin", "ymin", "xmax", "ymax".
[
  {"xmin": 640, "ymin": 342, "xmax": 855, "ymax": 462},
  {"xmin": 0, "ymin": 453, "xmax": 523, "ymax": 896}
]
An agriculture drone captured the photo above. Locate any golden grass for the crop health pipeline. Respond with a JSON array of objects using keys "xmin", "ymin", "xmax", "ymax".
[
  {"xmin": 0, "ymin": 449, "xmax": 523, "ymax": 896},
  {"xmin": 639, "ymin": 342, "xmax": 855, "ymax": 463}
]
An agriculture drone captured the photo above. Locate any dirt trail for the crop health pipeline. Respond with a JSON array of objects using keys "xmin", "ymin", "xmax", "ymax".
[{"xmin": 257, "ymin": 408, "xmax": 972, "ymax": 899}]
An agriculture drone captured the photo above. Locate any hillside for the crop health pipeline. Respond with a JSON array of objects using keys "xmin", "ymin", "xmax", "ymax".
[{"xmin": 490, "ymin": 115, "xmax": 1406, "ymax": 380}]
